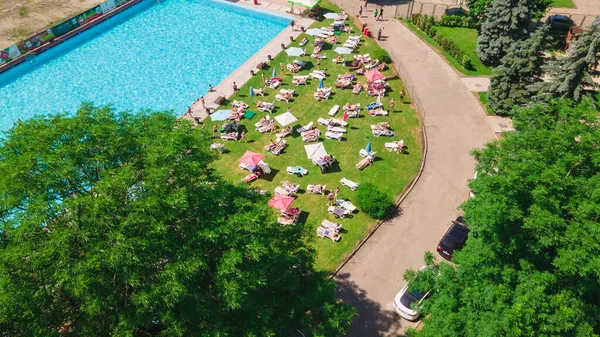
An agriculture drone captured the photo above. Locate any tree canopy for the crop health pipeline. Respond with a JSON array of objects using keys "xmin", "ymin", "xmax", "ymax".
[
  {"xmin": 408, "ymin": 99, "xmax": 600, "ymax": 337},
  {"xmin": 0, "ymin": 103, "xmax": 354, "ymax": 337},
  {"xmin": 476, "ymin": 0, "xmax": 547, "ymax": 66},
  {"xmin": 488, "ymin": 25, "xmax": 551, "ymax": 115},
  {"xmin": 467, "ymin": 0, "xmax": 550, "ymax": 20}
]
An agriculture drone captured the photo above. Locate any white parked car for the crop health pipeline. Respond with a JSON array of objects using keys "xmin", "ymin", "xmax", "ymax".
[{"xmin": 392, "ymin": 267, "xmax": 432, "ymax": 321}]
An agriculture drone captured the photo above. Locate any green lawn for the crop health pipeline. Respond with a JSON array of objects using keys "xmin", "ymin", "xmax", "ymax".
[
  {"xmin": 210, "ymin": 3, "xmax": 422, "ymax": 272},
  {"xmin": 477, "ymin": 91, "xmax": 494, "ymax": 115},
  {"xmin": 401, "ymin": 20, "xmax": 493, "ymax": 76},
  {"xmin": 552, "ymin": 0, "xmax": 575, "ymax": 8}
]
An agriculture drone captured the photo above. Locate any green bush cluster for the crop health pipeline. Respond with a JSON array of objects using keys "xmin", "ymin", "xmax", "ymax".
[
  {"xmin": 437, "ymin": 15, "xmax": 478, "ymax": 28},
  {"xmin": 355, "ymin": 183, "xmax": 394, "ymax": 220},
  {"xmin": 371, "ymin": 49, "xmax": 392, "ymax": 64},
  {"xmin": 410, "ymin": 14, "xmax": 475, "ymax": 70}
]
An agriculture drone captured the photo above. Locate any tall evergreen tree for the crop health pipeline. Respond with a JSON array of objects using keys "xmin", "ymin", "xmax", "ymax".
[
  {"xmin": 467, "ymin": 0, "xmax": 549, "ymax": 21},
  {"xmin": 488, "ymin": 25, "xmax": 551, "ymax": 115},
  {"xmin": 0, "ymin": 103, "xmax": 355, "ymax": 337},
  {"xmin": 477, "ymin": 0, "xmax": 548, "ymax": 66},
  {"xmin": 532, "ymin": 20, "xmax": 600, "ymax": 102},
  {"xmin": 407, "ymin": 99, "xmax": 600, "ymax": 337}
]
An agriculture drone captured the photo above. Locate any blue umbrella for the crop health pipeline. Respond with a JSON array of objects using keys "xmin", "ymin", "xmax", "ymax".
[
  {"xmin": 365, "ymin": 141, "xmax": 372, "ymax": 153},
  {"xmin": 272, "ymin": 68, "xmax": 277, "ymax": 78},
  {"xmin": 250, "ymin": 86, "xmax": 255, "ymax": 97},
  {"xmin": 318, "ymin": 78, "xmax": 324, "ymax": 89}
]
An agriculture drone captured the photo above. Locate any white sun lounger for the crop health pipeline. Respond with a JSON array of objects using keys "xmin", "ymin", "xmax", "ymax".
[
  {"xmin": 336, "ymin": 198, "xmax": 357, "ymax": 212},
  {"xmin": 310, "ymin": 71, "xmax": 327, "ymax": 80},
  {"xmin": 297, "ymin": 121, "xmax": 314, "ymax": 133},
  {"xmin": 359, "ymin": 149, "xmax": 377, "ymax": 157},
  {"xmin": 318, "ymin": 117, "xmax": 332, "ymax": 126},
  {"xmin": 341, "ymin": 177, "xmax": 360, "ymax": 190},
  {"xmin": 325, "ymin": 131, "xmax": 343, "ymax": 141},
  {"xmin": 330, "ymin": 118, "xmax": 348, "ymax": 127},
  {"xmin": 327, "ymin": 125, "xmax": 346, "ymax": 133},
  {"xmin": 328, "ymin": 105, "xmax": 340, "ymax": 116}
]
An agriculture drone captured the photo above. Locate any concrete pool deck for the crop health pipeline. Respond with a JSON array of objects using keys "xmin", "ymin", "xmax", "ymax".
[{"xmin": 188, "ymin": 0, "xmax": 313, "ymax": 122}]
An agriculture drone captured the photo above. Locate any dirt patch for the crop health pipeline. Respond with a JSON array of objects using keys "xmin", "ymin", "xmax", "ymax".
[{"xmin": 0, "ymin": 0, "xmax": 104, "ymax": 50}]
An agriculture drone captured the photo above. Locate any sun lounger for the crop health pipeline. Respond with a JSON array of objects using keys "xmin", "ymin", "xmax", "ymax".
[
  {"xmin": 321, "ymin": 219, "xmax": 342, "ymax": 231},
  {"xmin": 297, "ymin": 121, "xmax": 314, "ymax": 134},
  {"xmin": 314, "ymin": 90, "xmax": 331, "ymax": 101},
  {"xmin": 347, "ymin": 35, "xmax": 361, "ymax": 42},
  {"xmin": 257, "ymin": 121, "xmax": 276, "ymax": 133},
  {"xmin": 277, "ymin": 215, "xmax": 297, "ymax": 226},
  {"xmin": 341, "ymin": 177, "xmax": 360, "ymax": 190},
  {"xmin": 343, "ymin": 103, "xmax": 360, "ymax": 112},
  {"xmin": 276, "ymin": 126, "xmax": 292, "ymax": 138},
  {"xmin": 316, "ymin": 226, "xmax": 341, "ymax": 242},
  {"xmin": 344, "ymin": 41, "xmax": 358, "ymax": 49},
  {"xmin": 267, "ymin": 80, "xmax": 281, "ymax": 89},
  {"xmin": 253, "ymin": 87, "xmax": 266, "ymax": 97},
  {"xmin": 326, "ymin": 35, "xmax": 338, "ymax": 44},
  {"xmin": 369, "ymin": 108, "xmax": 388, "ymax": 116},
  {"xmin": 302, "ymin": 133, "xmax": 319, "ymax": 142},
  {"xmin": 359, "ymin": 149, "xmax": 377, "ymax": 158},
  {"xmin": 325, "ymin": 131, "xmax": 343, "ymax": 141},
  {"xmin": 255, "ymin": 115, "xmax": 271, "ymax": 128},
  {"xmin": 299, "ymin": 37, "xmax": 309, "ymax": 46},
  {"xmin": 366, "ymin": 102, "xmax": 383, "ymax": 110},
  {"xmin": 307, "ymin": 184, "xmax": 326, "ymax": 195},
  {"xmin": 371, "ymin": 126, "xmax": 395, "ymax": 137},
  {"xmin": 364, "ymin": 59, "xmax": 380, "ymax": 69},
  {"xmin": 281, "ymin": 180, "xmax": 300, "ymax": 194},
  {"xmin": 327, "ymin": 125, "xmax": 346, "ymax": 133},
  {"xmin": 287, "ymin": 63, "xmax": 301, "ymax": 73},
  {"xmin": 356, "ymin": 155, "xmax": 374, "ymax": 170},
  {"xmin": 231, "ymin": 100, "xmax": 249, "ymax": 109},
  {"xmin": 257, "ymin": 101, "xmax": 275, "ymax": 113},
  {"xmin": 282, "ymin": 207, "xmax": 302, "ymax": 216},
  {"xmin": 292, "ymin": 75, "xmax": 309, "ymax": 86},
  {"xmin": 312, "ymin": 155, "xmax": 336, "ymax": 172},
  {"xmin": 336, "ymin": 198, "xmax": 357, "ymax": 212},
  {"xmin": 271, "ymin": 140, "xmax": 287, "ymax": 155},
  {"xmin": 318, "ymin": 117, "xmax": 332, "ymax": 126},
  {"xmin": 328, "ymin": 206, "xmax": 351, "ymax": 218},
  {"xmin": 241, "ymin": 171, "xmax": 261, "ymax": 183},
  {"xmin": 330, "ymin": 118, "xmax": 348, "ymax": 127},
  {"xmin": 327, "ymin": 105, "xmax": 340, "ymax": 117},
  {"xmin": 220, "ymin": 132, "xmax": 238, "ymax": 141},
  {"xmin": 274, "ymin": 186, "xmax": 292, "ymax": 196},
  {"xmin": 287, "ymin": 166, "xmax": 308, "ymax": 177},
  {"xmin": 352, "ymin": 83, "xmax": 363, "ymax": 94},
  {"xmin": 309, "ymin": 70, "xmax": 327, "ymax": 80},
  {"xmin": 385, "ymin": 140, "xmax": 405, "ymax": 153},
  {"xmin": 210, "ymin": 143, "xmax": 224, "ymax": 153},
  {"xmin": 276, "ymin": 93, "xmax": 292, "ymax": 102}
]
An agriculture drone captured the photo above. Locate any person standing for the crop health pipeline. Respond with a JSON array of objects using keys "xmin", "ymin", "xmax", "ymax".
[
  {"xmin": 290, "ymin": 20, "xmax": 295, "ymax": 31},
  {"xmin": 238, "ymin": 130, "xmax": 246, "ymax": 142},
  {"xmin": 364, "ymin": 0, "xmax": 368, "ymax": 9},
  {"xmin": 334, "ymin": 187, "xmax": 340, "ymax": 201},
  {"xmin": 377, "ymin": 28, "xmax": 382, "ymax": 41},
  {"xmin": 232, "ymin": 82, "xmax": 238, "ymax": 94},
  {"xmin": 378, "ymin": 7, "xmax": 384, "ymax": 20},
  {"xmin": 317, "ymin": 58, "xmax": 321, "ymax": 70},
  {"xmin": 327, "ymin": 192, "xmax": 335, "ymax": 206},
  {"xmin": 280, "ymin": 63, "xmax": 286, "ymax": 75},
  {"xmin": 201, "ymin": 96, "xmax": 206, "ymax": 110},
  {"xmin": 390, "ymin": 98, "xmax": 395, "ymax": 112},
  {"xmin": 358, "ymin": 6, "xmax": 363, "ymax": 17},
  {"xmin": 399, "ymin": 89, "xmax": 406, "ymax": 103},
  {"xmin": 374, "ymin": 8, "xmax": 378, "ymax": 20},
  {"xmin": 212, "ymin": 124, "xmax": 219, "ymax": 138}
]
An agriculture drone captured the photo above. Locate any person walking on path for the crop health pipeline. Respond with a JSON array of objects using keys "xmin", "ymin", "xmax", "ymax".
[
  {"xmin": 390, "ymin": 98, "xmax": 395, "ymax": 112},
  {"xmin": 201, "ymin": 96, "xmax": 206, "ymax": 110},
  {"xmin": 212, "ymin": 124, "xmax": 219, "ymax": 138},
  {"xmin": 377, "ymin": 28, "xmax": 383, "ymax": 41},
  {"xmin": 358, "ymin": 6, "xmax": 363, "ymax": 17},
  {"xmin": 232, "ymin": 82, "xmax": 238, "ymax": 94},
  {"xmin": 378, "ymin": 7, "xmax": 384, "ymax": 20},
  {"xmin": 290, "ymin": 20, "xmax": 295, "ymax": 31},
  {"xmin": 374, "ymin": 8, "xmax": 378, "ymax": 20},
  {"xmin": 364, "ymin": 0, "xmax": 368, "ymax": 9},
  {"xmin": 399, "ymin": 89, "xmax": 406, "ymax": 103}
]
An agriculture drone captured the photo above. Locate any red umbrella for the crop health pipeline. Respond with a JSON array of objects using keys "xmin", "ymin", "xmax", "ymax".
[
  {"xmin": 239, "ymin": 151, "xmax": 264, "ymax": 167},
  {"xmin": 268, "ymin": 194, "xmax": 295, "ymax": 211},
  {"xmin": 364, "ymin": 69, "xmax": 384, "ymax": 83}
]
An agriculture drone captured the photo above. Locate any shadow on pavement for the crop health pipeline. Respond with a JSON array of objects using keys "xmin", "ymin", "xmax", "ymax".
[{"xmin": 335, "ymin": 273, "xmax": 407, "ymax": 337}]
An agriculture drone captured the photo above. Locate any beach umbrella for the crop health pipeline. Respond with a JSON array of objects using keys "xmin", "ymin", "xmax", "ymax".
[
  {"xmin": 305, "ymin": 28, "xmax": 323, "ymax": 36},
  {"xmin": 288, "ymin": 0, "xmax": 321, "ymax": 9},
  {"xmin": 268, "ymin": 194, "xmax": 296, "ymax": 211},
  {"xmin": 210, "ymin": 109, "xmax": 231, "ymax": 121},
  {"xmin": 343, "ymin": 110, "xmax": 348, "ymax": 121},
  {"xmin": 250, "ymin": 86, "xmax": 255, "ymax": 97},
  {"xmin": 286, "ymin": 47, "xmax": 305, "ymax": 57},
  {"xmin": 304, "ymin": 142, "xmax": 328, "ymax": 160},
  {"xmin": 365, "ymin": 141, "xmax": 372, "ymax": 154},
  {"xmin": 274, "ymin": 112, "xmax": 298, "ymax": 127},
  {"xmin": 323, "ymin": 12, "xmax": 339, "ymax": 19},
  {"xmin": 272, "ymin": 67, "xmax": 277, "ymax": 78},
  {"xmin": 334, "ymin": 47, "xmax": 353, "ymax": 55},
  {"xmin": 239, "ymin": 151, "xmax": 264, "ymax": 167},
  {"xmin": 364, "ymin": 69, "xmax": 384, "ymax": 83},
  {"xmin": 318, "ymin": 78, "xmax": 324, "ymax": 89}
]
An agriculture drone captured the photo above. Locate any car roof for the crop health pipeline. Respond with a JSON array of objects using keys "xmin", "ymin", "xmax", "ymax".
[{"xmin": 441, "ymin": 222, "xmax": 469, "ymax": 249}]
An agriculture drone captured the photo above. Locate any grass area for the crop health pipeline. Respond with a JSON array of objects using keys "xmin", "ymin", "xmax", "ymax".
[
  {"xmin": 552, "ymin": 0, "xmax": 575, "ymax": 8},
  {"xmin": 477, "ymin": 91, "xmax": 494, "ymax": 115},
  {"xmin": 400, "ymin": 20, "xmax": 493, "ymax": 76},
  {"xmin": 211, "ymin": 2, "xmax": 422, "ymax": 272}
]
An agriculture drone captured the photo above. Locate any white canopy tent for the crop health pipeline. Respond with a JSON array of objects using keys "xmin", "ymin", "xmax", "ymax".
[
  {"xmin": 274, "ymin": 112, "xmax": 298, "ymax": 127},
  {"xmin": 304, "ymin": 142, "xmax": 328, "ymax": 160}
]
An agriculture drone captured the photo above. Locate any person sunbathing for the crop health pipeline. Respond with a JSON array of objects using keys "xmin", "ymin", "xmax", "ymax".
[{"xmin": 257, "ymin": 101, "xmax": 264, "ymax": 108}]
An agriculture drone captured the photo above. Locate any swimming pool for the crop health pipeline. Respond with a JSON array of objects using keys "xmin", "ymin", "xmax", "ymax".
[{"xmin": 0, "ymin": 0, "xmax": 289, "ymax": 131}]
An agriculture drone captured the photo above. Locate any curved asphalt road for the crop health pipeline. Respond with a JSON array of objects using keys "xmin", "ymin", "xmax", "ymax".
[{"xmin": 328, "ymin": 3, "xmax": 496, "ymax": 336}]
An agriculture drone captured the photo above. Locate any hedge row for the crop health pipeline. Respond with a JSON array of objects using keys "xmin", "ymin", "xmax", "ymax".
[{"xmin": 410, "ymin": 14, "xmax": 475, "ymax": 71}]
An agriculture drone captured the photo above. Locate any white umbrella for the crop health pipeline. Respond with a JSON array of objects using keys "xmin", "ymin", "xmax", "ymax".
[
  {"xmin": 304, "ymin": 142, "xmax": 328, "ymax": 160},
  {"xmin": 305, "ymin": 28, "xmax": 323, "ymax": 36},
  {"xmin": 323, "ymin": 13, "xmax": 339, "ymax": 19},
  {"xmin": 275, "ymin": 112, "xmax": 298, "ymax": 127},
  {"xmin": 210, "ymin": 110, "xmax": 231, "ymax": 121},
  {"xmin": 286, "ymin": 47, "xmax": 305, "ymax": 57},
  {"xmin": 334, "ymin": 47, "xmax": 353, "ymax": 55},
  {"xmin": 288, "ymin": 0, "xmax": 321, "ymax": 9}
]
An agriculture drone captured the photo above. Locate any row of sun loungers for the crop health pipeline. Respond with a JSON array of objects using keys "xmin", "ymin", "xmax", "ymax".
[{"xmin": 318, "ymin": 117, "xmax": 348, "ymax": 127}]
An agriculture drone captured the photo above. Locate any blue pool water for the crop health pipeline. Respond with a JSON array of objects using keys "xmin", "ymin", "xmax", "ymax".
[{"xmin": 0, "ymin": 0, "xmax": 288, "ymax": 131}]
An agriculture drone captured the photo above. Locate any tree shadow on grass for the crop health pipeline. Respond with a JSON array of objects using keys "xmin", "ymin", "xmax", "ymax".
[
  {"xmin": 262, "ymin": 168, "xmax": 280, "ymax": 182},
  {"xmin": 335, "ymin": 273, "xmax": 405, "ymax": 337}
]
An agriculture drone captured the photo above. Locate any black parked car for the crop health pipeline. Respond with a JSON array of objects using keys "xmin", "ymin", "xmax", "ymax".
[
  {"xmin": 436, "ymin": 217, "xmax": 469, "ymax": 261},
  {"xmin": 545, "ymin": 15, "xmax": 576, "ymax": 31}
]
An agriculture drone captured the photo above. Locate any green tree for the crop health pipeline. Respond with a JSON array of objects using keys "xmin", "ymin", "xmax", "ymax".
[
  {"xmin": 408, "ymin": 99, "xmax": 600, "ymax": 337},
  {"xmin": 488, "ymin": 25, "xmax": 551, "ymax": 115},
  {"xmin": 467, "ymin": 0, "xmax": 550, "ymax": 20},
  {"xmin": 532, "ymin": 20, "xmax": 600, "ymax": 102},
  {"xmin": 477, "ymin": 0, "xmax": 550, "ymax": 66},
  {"xmin": 0, "ymin": 103, "xmax": 355, "ymax": 337}
]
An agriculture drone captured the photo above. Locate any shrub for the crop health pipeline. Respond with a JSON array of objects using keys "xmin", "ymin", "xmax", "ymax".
[
  {"xmin": 355, "ymin": 183, "xmax": 394, "ymax": 219},
  {"xmin": 372, "ymin": 49, "xmax": 392, "ymax": 64},
  {"xmin": 462, "ymin": 55, "xmax": 474, "ymax": 70},
  {"xmin": 428, "ymin": 26, "xmax": 438, "ymax": 38},
  {"xmin": 438, "ymin": 15, "xmax": 479, "ymax": 28},
  {"xmin": 302, "ymin": 6, "xmax": 325, "ymax": 19}
]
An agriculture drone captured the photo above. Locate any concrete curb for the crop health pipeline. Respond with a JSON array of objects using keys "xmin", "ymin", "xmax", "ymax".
[{"xmin": 329, "ymin": 84, "xmax": 429, "ymax": 279}]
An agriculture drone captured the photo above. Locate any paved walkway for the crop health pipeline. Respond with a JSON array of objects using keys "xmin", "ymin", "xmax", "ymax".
[{"xmin": 328, "ymin": 1, "xmax": 495, "ymax": 335}]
